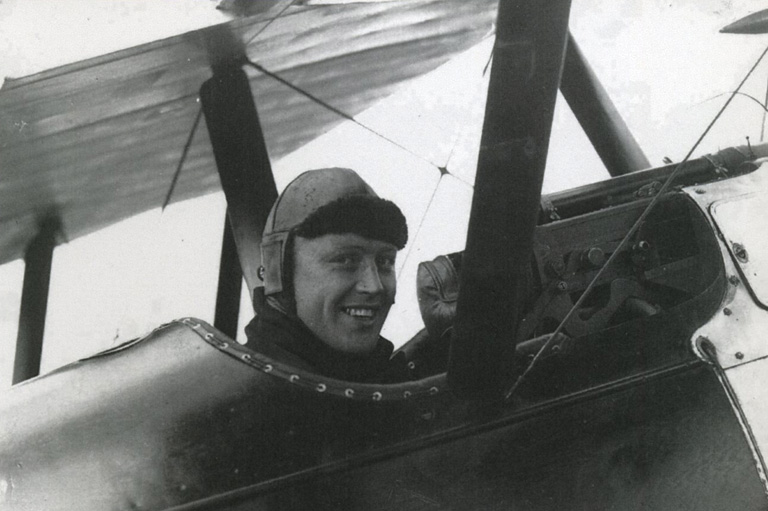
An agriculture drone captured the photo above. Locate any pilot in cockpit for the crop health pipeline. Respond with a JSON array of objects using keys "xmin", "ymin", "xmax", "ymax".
[{"xmin": 244, "ymin": 167, "xmax": 414, "ymax": 383}]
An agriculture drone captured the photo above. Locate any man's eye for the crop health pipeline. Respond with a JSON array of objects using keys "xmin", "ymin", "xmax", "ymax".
[
  {"xmin": 331, "ymin": 254, "xmax": 358, "ymax": 267},
  {"xmin": 377, "ymin": 255, "xmax": 396, "ymax": 272}
]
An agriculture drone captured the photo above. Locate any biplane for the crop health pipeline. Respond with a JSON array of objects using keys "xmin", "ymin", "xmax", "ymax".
[{"xmin": 2, "ymin": 0, "xmax": 768, "ymax": 509}]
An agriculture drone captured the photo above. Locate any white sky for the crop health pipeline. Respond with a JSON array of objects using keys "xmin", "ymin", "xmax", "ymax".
[
  {"xmin": 0, "ymin": 0, "xmax": 228, "ymax": 80},
  {"xmin": 1, "ymin": 0, "xmax": 766, "ymax": 388}
]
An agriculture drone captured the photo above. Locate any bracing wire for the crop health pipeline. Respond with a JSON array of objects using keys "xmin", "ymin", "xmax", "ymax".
[
  {"xmin": 504, "ymin": 41, "xmax": 768, "ymax": 402},
  {"xmin": 244, "ymin": 0, "xmax": 297, "ymax": 48},
  {"xmin": 762, "ymin": 76, "xmax": 768, "ymax": 141},
  {"xmin": 396, "ymin": 179, "xmax": 443, "ymax": 281},
  {"xmin": 162, "ymin": 106, "xmax": 202, "ymax": 211},
  {"xmin": 705, "ymin": 91, "xmax": 768, "ymax": 113},
  {"xmin": 244, "ymin": 59, "xmax": 444, "ymax": 171},
  {"xmin": 163, "ymin": 2, "xmax": 296, "ymax": 210},
  {"xmin": 437, "ymin": 44, "xmax": 494, "ymax": 189}
]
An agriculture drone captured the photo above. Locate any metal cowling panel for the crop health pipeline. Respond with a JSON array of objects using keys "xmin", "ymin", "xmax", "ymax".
[
  {"xmin": 0, "ymin": 319, "xmax": 439, "ymax": 510},
  {"xmin": 173, "ymin": 364, "xmax": 766, "ymax": 511},
  {"xmin": 0, "ymin": 319, "xmax": 765, "ymax": 509}
]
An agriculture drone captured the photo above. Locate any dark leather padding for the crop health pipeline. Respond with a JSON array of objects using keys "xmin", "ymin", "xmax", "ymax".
[{"xmin": 416, "ymin": 253, "xmax": 461, "ymax": 339}]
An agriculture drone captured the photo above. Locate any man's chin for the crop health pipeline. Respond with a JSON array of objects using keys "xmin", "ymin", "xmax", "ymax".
[{"xmin": 334, "ymin": 333, "xmax": 380, "ymax": 355}]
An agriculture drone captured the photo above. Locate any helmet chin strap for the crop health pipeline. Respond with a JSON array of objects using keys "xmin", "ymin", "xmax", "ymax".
[{"xmin": 266, "ymin": 295, "xmax": 291, "ymax": 316}]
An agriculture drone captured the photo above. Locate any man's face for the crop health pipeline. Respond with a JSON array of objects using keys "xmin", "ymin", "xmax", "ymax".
[{"xmin": 292, "ymin": 233, "xmax": 397, "ymax": 354}]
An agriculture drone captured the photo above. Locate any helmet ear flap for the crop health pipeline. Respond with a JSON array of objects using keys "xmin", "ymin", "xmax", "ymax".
[{"xmin": 260, "ymin": 232, "xmax": 290, "ymax": 295}]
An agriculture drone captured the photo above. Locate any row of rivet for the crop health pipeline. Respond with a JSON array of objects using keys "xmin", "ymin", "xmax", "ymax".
[{"xmin": 183, "ymin": 318, "xmax": 442, "ymax": 401}]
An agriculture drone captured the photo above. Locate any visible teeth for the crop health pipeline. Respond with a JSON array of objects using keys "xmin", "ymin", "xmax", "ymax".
[{"xmin": 345, "ymin": 307, "xmax": 374, "ymax": 318}]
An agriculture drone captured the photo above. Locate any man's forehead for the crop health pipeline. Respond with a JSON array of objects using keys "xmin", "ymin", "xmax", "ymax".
[{"xmin": 296, "ymin": 233, "xmax": 397, "ymax": 253}]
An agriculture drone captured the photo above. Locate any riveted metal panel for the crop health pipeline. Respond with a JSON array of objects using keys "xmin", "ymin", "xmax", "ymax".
[
  {"xmin": 686, "ymin": 163, "xmax": 768, "ymax": 369},
  {"xmin": 711, "ymin": 192, "xmax": 768, "ymax": 309}
]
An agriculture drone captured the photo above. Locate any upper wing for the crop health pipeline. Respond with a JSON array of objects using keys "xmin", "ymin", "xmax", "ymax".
[{"xmin": 0, "ymin": 0, "xmax": 496, "ymax": 265}]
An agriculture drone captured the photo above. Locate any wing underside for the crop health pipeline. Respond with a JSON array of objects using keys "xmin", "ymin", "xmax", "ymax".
[{"xmin": 0, "ymin": 0, "xmax": 496, "ymax": 265}]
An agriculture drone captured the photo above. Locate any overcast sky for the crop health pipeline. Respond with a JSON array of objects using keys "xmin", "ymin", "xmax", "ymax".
[{"xmin": 1, "ymin": 0, "xmax": 766, "ymax": 388}]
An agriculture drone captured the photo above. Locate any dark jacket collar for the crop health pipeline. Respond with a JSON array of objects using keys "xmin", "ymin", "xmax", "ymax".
[{"xmin": 244, "ymin": 304, "xmax": 407, "ymax": 383}]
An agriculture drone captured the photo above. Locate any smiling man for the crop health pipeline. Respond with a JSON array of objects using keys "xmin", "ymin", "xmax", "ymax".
[{"xmin": 244, "ymin": 168, "xmax": 411, "ymax": 383}]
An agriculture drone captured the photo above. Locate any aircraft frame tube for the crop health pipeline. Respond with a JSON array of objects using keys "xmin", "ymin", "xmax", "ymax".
[
  {"xmin": 214, "ymin": 215, "xmax": 243, "ymax": 338},
  {"xmin": 13, "ymin": 217, "xmax": 58, "ymax": 384},
  {"xmin": 200, "ymin": 66, "xmax": 278, "ymax": 311},
  {"xmin": 542, "ymin": 142, "xmax": 768, "ymax": 222},
  {"xmin": 560, "ymin": 32, "xmax": 651, "ymax": 176},
  {"xmin": 449, "ymin": 0, "xmax": 573, "ymax": 398}
]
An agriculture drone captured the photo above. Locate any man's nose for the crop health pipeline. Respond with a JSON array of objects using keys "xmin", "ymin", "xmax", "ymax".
[{"xmin": 356, "ymin": 260, "xmax": 384, "ymax": 294}]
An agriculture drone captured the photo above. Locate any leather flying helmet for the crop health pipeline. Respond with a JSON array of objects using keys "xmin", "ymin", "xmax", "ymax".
[{"xmin": 260, "ymin": 168, "xmax": 408, "ymax": 296}]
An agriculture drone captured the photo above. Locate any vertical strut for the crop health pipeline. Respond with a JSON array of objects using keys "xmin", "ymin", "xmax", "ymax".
[
  {"xmin": 214, "ymin": 215, "xmax": 243, "ymax": 338},
  {"xmin": 449, "ymin": 0, "xmax": 573, "ymax": 398},
  {"xmin": 13, "ymin": 218, "xmax": 58, "ymax": 384},
  {"xmin": 561, "ymin": 33, "xmax": 650, "ymax": 175},
  {"xmin": 201, "ymin": 66, "xmax": 277, "ymax": 315}
]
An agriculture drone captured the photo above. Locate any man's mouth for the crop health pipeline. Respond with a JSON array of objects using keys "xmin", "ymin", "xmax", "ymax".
[{"xmin": 343, "ymin": 307, "xmax": 377, "ymax": 318}]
